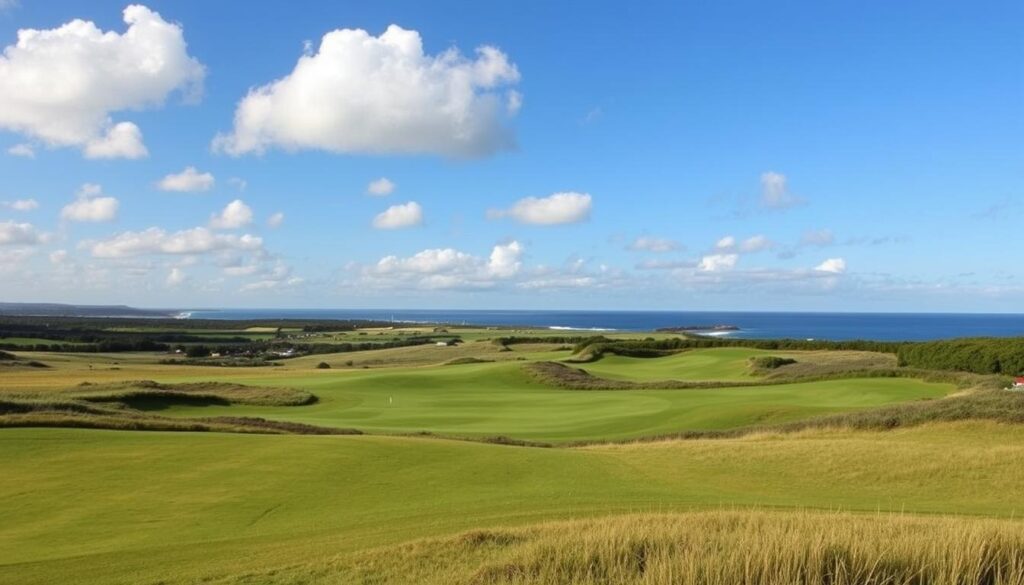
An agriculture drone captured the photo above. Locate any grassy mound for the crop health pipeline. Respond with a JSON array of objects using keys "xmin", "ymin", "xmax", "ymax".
[
  {"xmin": 0, "ymin": 349, "xmax": 49, "ymax": 369},
  {"xmin": 228, "ymin": 511, "xmax": 1024, "ymax": 584},
  {"xmin": 526, "ymin": 360, "xmax": 1002, "ymax": 392},
  {"xmin": 62, "ymin": 379, "xmax": 316, "ymax": 406},
  {"xmin": 0, "ymin": 380, "xmax": 332, "ymax": 434},
  {"xmin": 445, "ymin": 357, "xmax": 495, "ymax": 366}
]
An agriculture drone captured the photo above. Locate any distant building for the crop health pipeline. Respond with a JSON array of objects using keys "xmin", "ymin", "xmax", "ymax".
[{"xmin": 1015, "ymin": 377, "xmax": 1024, "ymax": 388}]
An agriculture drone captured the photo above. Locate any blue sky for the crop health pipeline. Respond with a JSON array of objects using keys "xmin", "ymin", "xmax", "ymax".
[{"xmin": 0, "ymin": 0, "xmax": 1021, "ymax": 311}]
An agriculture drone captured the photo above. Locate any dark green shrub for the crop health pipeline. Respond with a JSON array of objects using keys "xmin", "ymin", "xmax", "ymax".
[{"xmin": 751, "ymin": 356, "xmax": 798, "ymax": 369}]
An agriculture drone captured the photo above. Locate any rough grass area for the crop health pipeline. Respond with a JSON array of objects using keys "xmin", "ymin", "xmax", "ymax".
[
  {"xmin": 0, "ymin": 381, "xmax": 335, "ymax": 435},
  {"xmin": 445, "ymin": 356, "xmax": 495, "ymax": 366},
  {"xmin": 609, "ymin": 389, "xmax": 1024, "ymax": 444},
  {"xmin": 0, "ymin": 408, "xmax": 359, "ymax": 435},
  {"xmin": 749, "ymin": 355, "xmax": 798, "ymax": 370},
  {"xmin": 60, "ymin": 379, "xmax": 317, "ymax": 406},
  {"xmin": 265, "ymin": 511, "xmax": 1024, "ymax": 585},
  {"xmin": 0, "ymin": 349, "xmax": 49, "ymax": 369},
  {"xmin": 525, "ymin": 360, "xmax": 1002, "ymax": 392}
]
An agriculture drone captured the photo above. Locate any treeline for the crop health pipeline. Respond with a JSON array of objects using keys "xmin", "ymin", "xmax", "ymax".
[
  {"xmin": 571, "ymin": 336, "xmax": 907, "ymax": 357},
  {"xmin": 165, "ymin": 336, "xmax": 459, "ymax": 360},
  {"xmin": 576, "ymin": 336, "xmax": 1024, "ymax": 376},
  {"xmin": 492, "ymin": 335, "xmax": 907, "ymax": 354},
  {"xmin": 292, "ymin": 336, "xmax": 458, "ymax": 356},
  {"xmin": 0, "ymin": 315, "xmax": 404, "ymax": 333},
  {"xmin": 0, "ymin": 328, "xmax": 252, "ymax": 344},
  {"xmin": 492, "ymin": 336, "xmax": 595, "ymax": 347},
  {"xmin": 0, "ymin": 315, "xmax": 454, "ymax": 353},
  {"xmin": 897, "ymin": 338, "xmax": 1024, "ymax": 375},
  {"xmin": 0, "ymin": 340, "xmax": 173, "ymax": 353}
]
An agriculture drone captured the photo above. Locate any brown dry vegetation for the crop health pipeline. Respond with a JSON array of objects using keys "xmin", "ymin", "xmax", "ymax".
[
  {"xmin": 222, "ymin": 510, "xmax": 1024, "ymax": 585},
  {"xmin": 525, "ymin": 360, "xmax": 1004, "ymax": 391},
  {"xmin": 0, "ymin": 380, "xmax": 344, "ymax": 435}
]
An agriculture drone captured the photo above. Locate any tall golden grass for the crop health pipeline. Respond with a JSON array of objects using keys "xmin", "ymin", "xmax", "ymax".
[{"xmin": 279, "ymin": 510, "xmax": 1024, "ymax": 585}]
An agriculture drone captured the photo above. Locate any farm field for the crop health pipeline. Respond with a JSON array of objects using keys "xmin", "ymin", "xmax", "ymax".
[{"xmin": 1, "ymin": 324, "xmax": 1022, "ymax": 584}]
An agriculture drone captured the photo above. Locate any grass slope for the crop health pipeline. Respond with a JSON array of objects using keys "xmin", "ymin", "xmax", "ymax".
[{"xmin": 2, "ymin": 423, "xmax": 1023, "ymax": 584}]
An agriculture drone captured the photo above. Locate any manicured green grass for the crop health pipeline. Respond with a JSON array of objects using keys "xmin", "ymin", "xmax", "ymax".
[
  {"xmin": 150, "ymin": 361, "xmax": 951, "ymax": 442},
  {"xmin": 2, "ymin": 422, "xmax": 1023, "ymax": 584}
]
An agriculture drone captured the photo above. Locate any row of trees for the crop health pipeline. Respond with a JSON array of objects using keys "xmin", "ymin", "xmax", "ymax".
[{"xmin": 571, "ymin": 336, "xmax": 908, "ymax": 355}]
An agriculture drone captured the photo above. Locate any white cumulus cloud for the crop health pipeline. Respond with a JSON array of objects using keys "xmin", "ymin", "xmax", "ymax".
[
  {"xmin": 376, "ymin": 248, "xmax": 474, "ymax": 275},
  {"xmin": 61, "ymin": 184, "xmax": 119, "ymax": 222},
  {"xmin": 213, "ymin": 25, "xmax": 520, "ymax": 157},
  {"xmin": 487, "ymin": 241, "xmax": 523, "ymax": 278},
  {"xmin": 209, "ymin": 199, "xmax": 253, "ymax": 229},
  {"xmin": 367, "ymin": 177, "xmax": 396, "ymax": 196},
  {"xmin": 815, "ymin": 258, "xmax": 847, "ymax": 274},
  {"xmin": 239, "ymin": 276, "xmax": 304, "ymax": 293},
  {"xmin": 0, "ymin": 5, "xmax": 205, "ymax": 158},
  {"xmin": 0, "ymin": 220, "xmax": 43, "ymax": 245},
  {"xmin": 714, "ymin": 234, "xmax": 773, "ymax": 253},
  {"xmin": 49, "ymin": 249, "xmax": 69, "ymax": 264},
  {"xmin": 2, "ymin": 198, "xmax": 38, "ymax": 211},
  {"xmin": 6, "ymin": 143, "xmax": 34, "ymax": 158},
  {"xmin": 739, "ymin": 235, "xmax": 773, "ymax": 253},
  {"xmin": 158, "ymin": 166, "xmax": 215, "ymax": 192},
  {"xmin": 267, "ymin": 212, "xmax": 285, "ymax": 228},
  {"xmin": 628, "ymin": 236, "xmax": 680, "ymax": 253},
  {"xmin": 87, "ymin": 226, "xmax": 263, "ymax": 258},
  {"xmin": 166, "ymin": 267, "xmax": 186, "ymax": 286},
  {"xmin": 488, "ymin": 192, "xmax": 592, "ymax": 225},
  {"xmin": 699, "ymin": 253, "xmax": 738, "ymax": 272},
  {"xmin": 373, "ymin": 201, "xmax": 423, "ymax": 229},
  {"xmin": 760, "ymin": 171, "xmax": 803, "ymax": 209},
  {"xmin": 362, "ymin": 241, "xmax": 523, "ymax": 289},
  {"xmin": 81, "ymin": 121, "xmax": 147, "ymax": 160}
]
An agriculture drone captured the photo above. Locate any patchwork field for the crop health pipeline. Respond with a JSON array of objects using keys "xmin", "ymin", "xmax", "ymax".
[{"xmin": 1, "ymin": 327, "xmax": 1021, "ymax": 584}]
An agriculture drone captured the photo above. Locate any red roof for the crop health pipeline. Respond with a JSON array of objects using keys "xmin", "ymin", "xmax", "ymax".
[{"xmin": 1016, "ymin": 377, "xmax": 1024, "ymax": 383}]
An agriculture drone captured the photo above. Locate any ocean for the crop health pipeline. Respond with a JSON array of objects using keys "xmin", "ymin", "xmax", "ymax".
[{"xmin": 182, "ymin": 309, "xmax": 1024, "ymax": 342}]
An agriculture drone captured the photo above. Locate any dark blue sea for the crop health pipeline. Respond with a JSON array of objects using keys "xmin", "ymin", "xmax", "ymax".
[{"xmin": 183, "ymin": 309, "xmax": 1024, "ymax": 342}]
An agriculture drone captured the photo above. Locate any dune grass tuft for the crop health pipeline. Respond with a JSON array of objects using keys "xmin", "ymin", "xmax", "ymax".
[{"xmin": 229, "ymin": 510, "xmax": 1024, "ymax": 584}]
